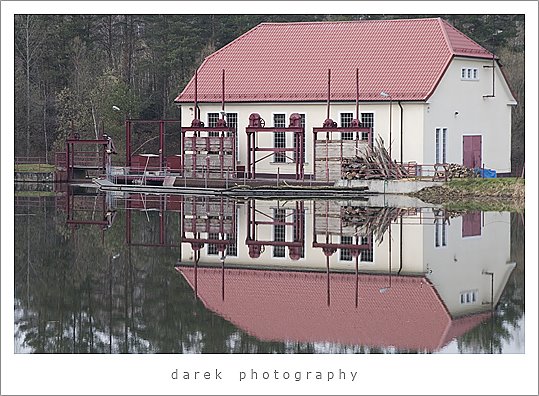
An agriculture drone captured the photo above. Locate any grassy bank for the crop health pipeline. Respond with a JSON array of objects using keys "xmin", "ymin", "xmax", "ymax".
[
  {"xmin": 413, "ymin": 178, "xmax": 525, "ymax": 212},
  {"xmin": 15, "ymin": 163, "xmax": 55, "ymax": 172}
]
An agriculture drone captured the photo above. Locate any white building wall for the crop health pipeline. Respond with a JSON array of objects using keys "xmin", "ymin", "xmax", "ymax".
[
  {"xmin": 422, "ymin": 212, "xmax": 513, "ymax": 317},
  {"xmin": 181, "ymin": 102, "xmax": 417, "ymax": 178},
  {"xmin": 424, "ymin": 57, "xmax": 515, "ymax": 173}
]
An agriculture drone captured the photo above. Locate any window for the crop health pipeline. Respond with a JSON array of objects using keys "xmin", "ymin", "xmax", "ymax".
[
  {"xmin": 273, "ymin": 114, "xmax": 286, "ymax": 163},
  {"xmin": 435, "ymin": 128, "xmax": 447, "ymax": 164},
  {"xmin": 207, "ymin": 232, "xmax": 220, "ymax": 255},
  {"xmin": 340, "ymin": 113, "xmax": 354, "ymax": 140},
  {"xmin": 459, "ymin": 290, "xmax": 478, "ymax": 305},
  {"xmin": 360, "ymin": 235, "xmax": 374, "ymax": 262},
  {"xmin": 226, "ymin": 113, "xmax": 237, "ymax": 134},
  {"xmin": 293, "ymin": 114, "xmax": 306, "ymax": 162},
  {"xmin": 273, "ymin": 208, "xmax": 286, "ymax": 257},
  {"xmin": 226, "ymin": 214, "xmax": 237, "ymax": 256},
  {"xmin": 461, "ymin": 67, "xmax": 479, "ymax": 81},
  {"xmin": 340, "ymin": 236, "xmax": 353, "ymax": 261},
  {"xmin": 207, "ymin": 113, "xmax": 220, "ymax": 137},
  {"xmin": 361, "ymin": 112, "xmax": 374, "ymax": 141},
  {"xmin": 435, "ymin": 218, "xmax": 447, "ymax": 247}
]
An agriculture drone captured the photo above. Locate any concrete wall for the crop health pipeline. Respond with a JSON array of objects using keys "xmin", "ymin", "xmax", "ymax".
[{"xmin": 14, "ymin": 172, "xmax": 54, "ymax": 182}]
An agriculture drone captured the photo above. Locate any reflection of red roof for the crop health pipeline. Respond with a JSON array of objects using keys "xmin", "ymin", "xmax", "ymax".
[
  {"xmin": 175, "ymin": 18, "xmax": 493, "ymax": 103},
  {"xmin": 177, "ymin": 267, "xmax": 491, "ymax": 351}
]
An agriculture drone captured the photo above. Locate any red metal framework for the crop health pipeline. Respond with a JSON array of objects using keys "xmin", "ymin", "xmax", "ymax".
[
  {"xmin": 312, "ymin": 200, "xmax": 373, "ymax": 261},
  {"xmin": 245, "ymin": 113, "xmax": 305, "ymax": 180},
  {"xmin": 179, "ymin": 69, "xmax": 237, "ymax": 179},
  {"xmin": 59, "ymin": 186, "xmax": 115, "ymax": 230},
  {"xmin": 245, "ymin": 199, "xmax": 305, "ymax": 260},
  {"xmin": 64, "ymin": 136, "xmax": 110, "ymax": 182},
  {"xmin": 180, "ymin": 126, "xmax": 237, "ymax": 178},
  {"xmin": 125, "ymin": 119, "xmax": 182, "ymax": 173},
  {"xmin": 180, "ymin": 196, "xmax": 238, "ymax": 256}
]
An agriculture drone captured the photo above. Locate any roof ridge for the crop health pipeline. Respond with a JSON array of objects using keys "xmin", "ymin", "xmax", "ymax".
[
  {"xmin": 203, "ymin": 23, "xmax": 264, "ymax": 65},
  {"xmin": 257, "ymin": 17, "xmax": 442, "ymax": 26},
  {"xmin": 176, "ymin": 23, "xmax": 265, "ymax": 101},
  {"xmin": 437, "ymin": 17, "xmax": 454, "ymax": 54},
  {"xmin": 439, "ymin": 18, "xmax": 494, "ymax": 57}
]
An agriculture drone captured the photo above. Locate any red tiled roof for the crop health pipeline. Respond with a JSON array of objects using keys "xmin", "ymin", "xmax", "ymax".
[
  {"xmin": 177, "ymin": 266, "xmax": 491, "ymax": 351},
  {"xmin": 175, "ymin": 18, "xmax": 494, "ymax": 103}
]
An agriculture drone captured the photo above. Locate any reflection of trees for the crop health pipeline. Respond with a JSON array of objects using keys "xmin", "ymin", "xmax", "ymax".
[
  {"xmin": 15, "ymin": 199, "xmax": 525, "ymax": 354},
  {"xmin": 456, "ymin": 212, "xmax": 524, "ymax": 353}
]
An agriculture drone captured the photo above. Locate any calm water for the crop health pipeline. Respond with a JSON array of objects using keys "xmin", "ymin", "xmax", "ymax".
[{"xmin": 14, "ymin": 185, "xmax": 525, "ymax": 353}]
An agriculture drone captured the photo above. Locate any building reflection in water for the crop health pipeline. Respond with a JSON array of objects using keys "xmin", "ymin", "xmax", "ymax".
[
  {"xmin": 15, "ymin": 188, "xmax": 518, "ymax": 353},
  {"xmin": 173, "ymin": 197, "xmax": 515, "ymax": 352}
]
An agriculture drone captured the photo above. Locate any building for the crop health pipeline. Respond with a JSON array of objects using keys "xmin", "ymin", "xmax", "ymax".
[{"xmin": 174, "ymin": 18, "xmax": 516, "ymax": 179}]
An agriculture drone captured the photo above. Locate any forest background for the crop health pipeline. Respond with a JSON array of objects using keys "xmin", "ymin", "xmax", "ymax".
[{"xmin": 14, "ymin": 14, "xmax": 525, "ymax": 174}]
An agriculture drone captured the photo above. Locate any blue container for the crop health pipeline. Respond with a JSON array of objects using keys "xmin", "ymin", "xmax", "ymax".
[{"xmin": 474, "ymin": 168, "xmax": 497, "ymax": 178}]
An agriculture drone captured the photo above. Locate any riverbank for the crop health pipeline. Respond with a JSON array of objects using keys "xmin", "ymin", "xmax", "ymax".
[{"xmin": 412, "ymin": 178, "xmax": 525, "ymax": 212}]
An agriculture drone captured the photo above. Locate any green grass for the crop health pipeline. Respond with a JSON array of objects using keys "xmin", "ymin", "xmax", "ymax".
[
  {"xmin": 15, "ymin": 190, "xmax": 56, "ymax": 197},
  {"xmin": 448, "ymin": 177, "xmax": 524, "ymax": 189},
  {"xmin": 15, "ymin": 163, "xmax": 55, "ymax": 172}
]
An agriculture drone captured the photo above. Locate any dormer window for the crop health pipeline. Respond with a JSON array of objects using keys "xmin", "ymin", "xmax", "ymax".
[{"xmin": 461, "ymin": 67, "xmax": 479, "ymax": 81}]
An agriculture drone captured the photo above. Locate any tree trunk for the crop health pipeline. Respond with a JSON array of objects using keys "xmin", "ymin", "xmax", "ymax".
[{"xmin": 25, "ymin": 16, "xmax": 31, "ymax": 158}]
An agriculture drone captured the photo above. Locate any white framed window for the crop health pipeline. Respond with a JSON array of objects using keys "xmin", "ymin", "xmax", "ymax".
[
  {"xmin": 207, "ymin": 232, "xmax": 220, "ymax": 255},
  {"xmin": 360, "ymin": 234, "xmax": 374, "ymax": 262},
  {"xmin": 459, "ymin": 290, "xmax": 478, "ymax": 305},
  {"xmin": 273, "ymin": 114, "xmax": 287, "ymax": 163},
  {"xmin": 340, "ymin": 113, "xmax": 354, "ymax": 140},
  {"xmin": 340, "ymin": 235, "xmax": 353, "ymax": 261},
  {"xmin": 273, "ymin": 208, "xmax": 286, "ymax": 257},
  {"xmin": 435, "ymin": 128, "xmax": 447, "ymax": 164},
  {"xmin": 435, "ymin": 218, "xmax": 447, "ymax": 248},
  {"xmin": 207, "ymin": 113, "xmax": 220, "ymax": 137},
  {"xmin": 461, "ymin": 67, "xmax": 479, "ymax": 81},
  {"xmin": 361, "ymin": 112, "xmax": 374, "ymax": 141}
]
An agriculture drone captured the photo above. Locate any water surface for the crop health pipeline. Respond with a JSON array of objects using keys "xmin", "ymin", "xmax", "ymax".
[{"xmin": 14, "ymin": 186, "xmax": 525, "ymax": 353}]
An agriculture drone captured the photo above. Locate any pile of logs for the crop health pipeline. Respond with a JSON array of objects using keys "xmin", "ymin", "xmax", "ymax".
[
  {"xmin": 341, "ymin": 206, "xmax": 467, "ymax": 244},
  {"xmin": 342, "ymin": 137, "xmax": 408, "ymax": 180},
  {"xmin": 445, "ymin": 163, "xmax": 475, "ymax": 179},
  {"xmin": 341, "ymin": 207, "xmax": 408, "ymax": 244}
]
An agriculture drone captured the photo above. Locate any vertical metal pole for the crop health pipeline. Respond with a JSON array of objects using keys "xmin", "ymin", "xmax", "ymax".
[
  {"xmin": 126, "ymin": 120, "xmax": 131, "ymax": 167},
  {"xmin": 221, "ymin": 69, "xmax": 225, "ymax": 113},
  {"xmin": 326, "ymin": 255, "xmax": 330, "ymax": 307},
  {"xmin": 327, "ymin": 69, "xmax": 331, "ymax": 120},
  {"xmin": 295, "ymin": 131, "xmax": 299, "ymax": 180},
  {"xmin": 246, "ymin": 132, "xmax": 251, "ymax": 179},
  {"xmin": 313, "ymin": 131, "xmax": 317, "ymax": 182},
  {"xmin": 159, "ymin": 120, "xmax": 164, "ymax": 171},
  {"xmin": 356, "ymin": 68, "xmax": 359, "ymax": 120},
  {"xmin": 66, "ymin": 141, "xmax": 70, "ymax": 182},
  {"xmin": 194, "ymin": 69, "xmax": 198, "ymax": 120},
  {"xmin": 389, "ymin": 97, "xmax": 392, "ymax": 160}
]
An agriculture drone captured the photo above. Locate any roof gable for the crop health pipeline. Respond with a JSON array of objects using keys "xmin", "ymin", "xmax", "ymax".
[{"xmin": 175, "ymin": 18, "xmax": 494, "ymax": 103}]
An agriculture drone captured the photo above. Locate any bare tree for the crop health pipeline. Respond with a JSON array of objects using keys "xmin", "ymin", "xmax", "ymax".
[{"xmin": 15, "ymin": 15, "xmax": 44, "ymax": 157}]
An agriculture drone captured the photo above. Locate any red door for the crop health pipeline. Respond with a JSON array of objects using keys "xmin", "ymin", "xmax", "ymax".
[
  {"xmin": 462, "ymin": 211, "xmax": 482, "ymax": 238},
  {"xmin": 463, "ymin": 136, "xmax": 482, "ymax": 169}
]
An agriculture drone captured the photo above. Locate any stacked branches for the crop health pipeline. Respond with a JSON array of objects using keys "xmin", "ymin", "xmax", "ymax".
[{"xmin": 342, "ymin": 137, "xmax": 408, "ymax": 180}]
